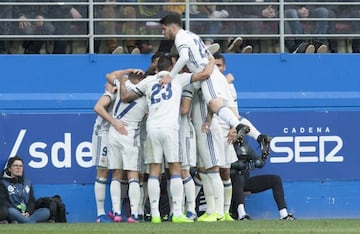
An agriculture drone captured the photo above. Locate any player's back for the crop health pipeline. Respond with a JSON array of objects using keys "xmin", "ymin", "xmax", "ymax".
[
  {"xmin": 135, "ymin": 72, "xmax": 192, "ymax": 130},
  {"xmin": 175, "ymin": 29, "xmax": 209, "ymax": 73}
]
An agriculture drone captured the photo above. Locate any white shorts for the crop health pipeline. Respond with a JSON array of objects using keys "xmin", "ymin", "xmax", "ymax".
[
  {"xmin": 108, "ymin": 126, "xmax": 142, "ymax": 171},
  {"xmin": 145, "ymin": 128, "xmax": 180, "ymax": 164},
  {"xmin": 195, "ymin": 119, "xmax": 225, "ymax": 169},
  {"xmin": 180, "ymin": 117, "xmax": 197, "ymax": 167},
  {"xmin": 201, "ymin": 68, "xmax": 233, "ymax": 106},
  {"xmin": 91, "ymin": 131, "xmax": 109, "ymax": 168},
  {"xmin": 223, "ymin": 133, "xmax": 237, "ymax": 168}
]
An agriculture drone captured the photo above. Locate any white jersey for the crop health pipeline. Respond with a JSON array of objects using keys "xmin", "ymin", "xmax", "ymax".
[
  {"xmin": 172, "ymin": 29, "xmax": 232, "ymax": 106},
  {"xmin": 133, "ymin": 71, "xmax": 193, "ymax": 130},
  {"xmin": 93, "ymin": 91, "xmax": 116, "ymax": 135},
  {"xmin": 112, "ymin": 80, "xmax": 148, "ymax": 129},
  {"xmin": 108, "ymin": 80, "xmax": 147, "ymax": 171},
  {"xmin": 92, "ymin": 91, "xmax": 116, "ymax": 167},
  {"xmin": 175, "ymin": 29, "xmax": 209, "ymax": 73}
]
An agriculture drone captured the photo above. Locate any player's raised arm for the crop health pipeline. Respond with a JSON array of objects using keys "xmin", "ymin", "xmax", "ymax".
[
  {"xmin": 169, "ymin": 46, "xmax": 189, "ymax": 78},
  {"xmin": 118, "ymin": 71, "xmax": 144, "ymax": 103},
  {"xmin": 106, "ymin": 68, "xmax": 133, "ymax": 85},
  {"xmin": 94, "ymin": 83, "xmax": 128, "ymax": 135}
]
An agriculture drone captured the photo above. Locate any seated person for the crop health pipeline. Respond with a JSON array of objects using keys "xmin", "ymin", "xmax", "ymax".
[
  {"xmin": 0, "ymin": 156, "xmax": 50, "ymax": 223},
  {"xmin": 12, "ymin": 4, "xmax": 55, "ymax": 54},
  {"xmin": 230, "ymin": 139, "xmax": 295, "ymax": 220}
]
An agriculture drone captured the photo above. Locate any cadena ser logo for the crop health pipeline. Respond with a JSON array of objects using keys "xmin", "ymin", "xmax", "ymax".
[{"xmin": 269, "ymin": 126, "xmax": 344, "ymax": 163}]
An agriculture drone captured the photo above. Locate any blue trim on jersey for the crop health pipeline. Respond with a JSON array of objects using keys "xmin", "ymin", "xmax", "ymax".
[
  {"xmin": 223, "ymin": 181, "xmax": 232, "ymax": 187},
  {"xmin": 182, "ymin": 176, "xmax": 193, "ymax": 184},
  {"xmin": 128, "ymin": 178, "xmax": 140, "ymax": 184},
  {"xmin": 134, "ymin": 87, "xmax": 144, "ymax": 96},
  {"xmin": 205, "ymin": 78, "xmax": 217, "ymax": 99},
  {"xmin": 171, "ymin": 174, "xmax": 181, "ymax": 179},
  {"xmin": 206, "ymin": 131, "xmax": 218, "ymax": 166},
  {"xmin": 148, "ymin": 175, "xmax": 159, "ymax": 180},
  {"xmin": 95, "ymin": 178, "xmax": 107, "ymax": 184},
  {"xmin": 182, "ymin": 88, "xmax": 193, "ymax": 98}
]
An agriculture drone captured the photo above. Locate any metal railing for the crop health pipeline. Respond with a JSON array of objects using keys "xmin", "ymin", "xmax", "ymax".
[{"xmin": 0, "ymin": 1, "xmax": 359, "ymax": 53}]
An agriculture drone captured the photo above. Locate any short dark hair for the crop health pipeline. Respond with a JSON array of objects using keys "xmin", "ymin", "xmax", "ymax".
[
  {"xmin": 159, "ymin": 13, "xmax": 182, "ymax": 26},
  {"xmin": 128, "ymin": 72, "xmax": 144, "ymax": 81},
  {"xmin": 157, "ymin": 54, "xmax": 173, "ymax": 71},
  {"xmin": 213, "ymin": 53, "xmax": 225, "ymax": 62},
  {"xmin": 6, "ymin": 156, "xmax": 23, "ymax": 170}
]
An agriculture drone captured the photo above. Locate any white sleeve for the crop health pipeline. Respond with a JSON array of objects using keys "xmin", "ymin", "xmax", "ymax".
[{"xmin": 169, "ymin": 48, "xmax": 189, "ymax": 78}]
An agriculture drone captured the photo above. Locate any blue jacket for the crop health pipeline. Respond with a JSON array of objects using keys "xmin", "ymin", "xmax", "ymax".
[{"xmin": 0, "ymin": 172, "xmax": 35, "ymax": 214}]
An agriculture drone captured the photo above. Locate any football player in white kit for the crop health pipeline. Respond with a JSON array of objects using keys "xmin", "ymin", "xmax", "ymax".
[
  {"xmin": 159, "ymin": 13, "xmax": 250, "ymax": 141},
  {"xmin": 179, "ymin": 85, "xmax": 198, "ymax": 220},
  {"xmin": 188, "ymin": 84, "xmax": 232, "ymax": 222},
  {"xmin": 106, "ymin": 69, "xmax": 148, "ymax": 223},
  {"xmin": 213, "ymin": 53, "xmax": 272, "ymax": 158},
  {"xmin": 118, "ymin": 55, "xmax": 215, "ymax": 223},
  {"xmin": 92, "ymin": 82, "xmax": 127, "ymax": 223}
]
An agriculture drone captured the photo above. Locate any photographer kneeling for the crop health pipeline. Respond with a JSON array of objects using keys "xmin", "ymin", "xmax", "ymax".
[{"xmin": 230, "ymin": 139, "xmax": 295, "ymax": 220}]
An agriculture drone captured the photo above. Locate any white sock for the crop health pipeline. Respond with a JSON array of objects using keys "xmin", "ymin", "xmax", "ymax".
[
  {"xmin": 279, "ymin": 208, "xmax": 289, "ymax": 219},
  {"xmin": 183, "ymin": 175, "xmax": 196, "ymax": 214},
  {"xmin": 199, "ymin": 172, "xmax": 215, "ymax": 214},
  {"xmin": 237, "ymin": 204, "xmax": 246, "ymax": 219},
  {"xmin": 208, "ymin": 171, "xmax": 224, "ymax": 216},
  {"xmin": 223, "ymin": 179, "xmax": 232, "ymax": 214},
  {"xmin": 128, "ymin": 178, "xmax": 140, "ymax": 217},
  {"xmin": 217, "ymin": 106, "xmax": 240, "ymax": 128},
  {"xmin": 239, "ymin": 117, "xmax": 261, "ymax": 140},
  {"xmin": 170, "ymin": 174, "xmax": 184, "ymax": 216},
  {"xmin": 140, "ymin": 181, "xmax": 148, "ymax": 215},
  {"xmin": 110, "ymin": 179, "xmax": 121, "ymax": 214},
  {"xmin": 94, "ymin": 177, "xmax": 107, "ymax": 216},
  {"xmin": 147, "ymin": 176, "xmax": 160, "ymax": 218},
  {"xmin": 138, "ymin": 182, "xmax": 145, "ymax": 216}
]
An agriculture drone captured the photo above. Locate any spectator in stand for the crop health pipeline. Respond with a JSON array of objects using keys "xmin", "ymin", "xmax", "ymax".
[
  {"xmin": 350, "ymin": 1, "xmax": 360, "ymax": 52},
  {"xmin": 222, "ymin": 0, "xmax": 278, "ymax": 53},
  {"xmin": 111, "ymin": 1, "xmax": 152, "ymax": 54},
  {"xmin": 47, "ymin": 0, "xmax": 83, "ymax": 54},
  {"xmin": 189, "ymin": 0, "xmax": 229, "ymax": 48},
  {"xmin": 230, "ymin": 140, "xmax": 295, "ymax": 221},
  {"xmin": 12, "ymin": 1, "xmax": 55, "ymax": 54},
  {"xmin": 285, "ymin": 0, "xmax": 337, "ymax": 53},
  {"xmin": 326, "ymin": 0, "xmax": 360, "ymax": 53},
  {"xmin": 0, "ymin": 3, "xmax": 12, "ymax": 54},
  {"xmin": 0, "ymin": 156, "xmax": 50, "ymax": 223}
]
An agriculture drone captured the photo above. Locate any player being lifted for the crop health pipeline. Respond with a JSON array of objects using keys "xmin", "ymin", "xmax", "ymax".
[{"xmin": 159, "ymin": 13, "xmax": 255, "ymax": 143}]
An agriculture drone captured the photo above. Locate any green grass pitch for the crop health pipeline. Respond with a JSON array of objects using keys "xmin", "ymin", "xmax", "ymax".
[{"xmin": 1, "ymin": 219, "xmax": 360, "ymax": 234}]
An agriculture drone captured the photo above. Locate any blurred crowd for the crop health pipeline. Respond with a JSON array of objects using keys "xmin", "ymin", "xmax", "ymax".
[{"xmin": 0, "ymin": 0, "xmax": 359, "ymax": 54}]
